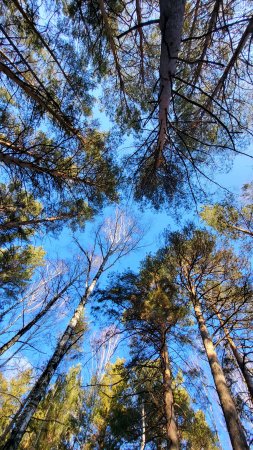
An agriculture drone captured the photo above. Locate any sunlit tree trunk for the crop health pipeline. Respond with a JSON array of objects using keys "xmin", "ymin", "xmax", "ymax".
[
  {"xmin": 2, "ymin": 210, "xmax": 139, "ymax": 449},
  {"xmin": 160, "ymin": 335, "xmax": 179, "ymax": 450},
  {"xmin": 2, "ymin": 272, "xmax": 101, "ymax": 450},
  {"xmin": 193, "ymin": 295, "xmax": 249, "ymax": 450},
  {"xmin": 140, "ymin": 400, "xmax": 146, "ymax": 450}
]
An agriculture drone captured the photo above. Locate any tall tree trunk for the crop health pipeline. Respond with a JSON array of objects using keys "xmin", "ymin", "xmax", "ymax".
[
  {"xmin": 1, "ymin": 261, "xmax": 106, "ymax": 450},
  {"xmin": 213, "ymin": 306, "xmax": 253, "ymax": 402},
  {"xmin": 193, "ymin": 296, "xmax": 249, "ymax": 450},
  {"xmin": 140, "ymin": 400, "xmax": 146, "ymax": 450},
  {"xmin": 157, "ymin": 0, "xmax": 186, "ymax": 166},
  {"xmin": 160, "ymin": 337, "xmax": 179, "ymax": 450}
]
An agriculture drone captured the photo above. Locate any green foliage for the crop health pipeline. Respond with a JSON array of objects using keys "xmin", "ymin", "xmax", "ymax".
[
  {"xmin": 201, "ymin": 185, "xmax": 253, "ymax": 239},
  {"xmin": 85, "ymin": 359, "xmax": 139, "ymax": 449},
  {"xmin": 173, "ymin": 377, "xmax": 219, "ymax": 450},
  {"xmin": 0, "ymin": 244, "xmax": 45, "ymax": 299},
  {"xmin": 20, "ymin": 366, "xmax": 84, "ymax": 449},
  {"xmin": 0, "ymin": 369, "xmax": 32, "ymax": 434}
]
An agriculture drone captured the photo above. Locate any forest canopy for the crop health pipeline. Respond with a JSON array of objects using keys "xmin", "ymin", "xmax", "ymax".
[{"xmin": 0, "ymin": 1, "xmax": 252, "ymax": 449}]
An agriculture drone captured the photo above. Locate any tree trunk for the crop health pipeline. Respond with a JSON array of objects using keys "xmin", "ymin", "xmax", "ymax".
[
  {"xmin": 97, "ymin": 0, "xmax": 125, "ymax": 94},
  {"xmin": 209, "ymin": 16, "xmax": 253, "ymax": 102},
  {"xmin": 213, "ymin": 306, "xmax": 253, "ymax": 403},
  {"xmin": 157, "ymin": 0, "xmax": 186, "ymax": 164},
  {"xmin": 140, "ymin": 400, "xmax": 146, "ymax": 450},
  {"xmin": 1, "ymin": 270, "xmax": 101, "ymax": 450},
  {"xmin": 160, "ymin": 338, "xmax": 179, "ymax": 450},
  {"xmin": 193, "ymin": 297, "xmax": 249, "ymax": 450},
  {"xmin": 191, "ymin": 0, "xmax": 220, "ymax": 90},
  {"xmin": 232, "ymin": 225, "xmax": 253, "ymax": 238}
]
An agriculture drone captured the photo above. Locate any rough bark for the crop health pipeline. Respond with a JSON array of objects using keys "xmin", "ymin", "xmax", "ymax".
[
  {"xmin": 160, "ymin": 338, "xmax": 179, "ymax": 450},
  {"xmin": 157, "ymin": 0, "xmax": 186, "ymax": 166},
  {"xmin": 193, "ymin": 296, "xmax": 249, "ymax": 450}
]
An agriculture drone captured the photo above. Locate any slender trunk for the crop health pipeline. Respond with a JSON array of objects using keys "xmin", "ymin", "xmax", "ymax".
[
  {"xmin": 0, "ymin": 214, "xmax": 73, "ymax": 231},
  {"xmin": 186, "ymin": 0, "xmax": 201, "ymax": 60},
  {"xmin": 208, "ymin": 16, "xmax": 253, "ymax": 102},
  {"xmin": 1, "ymin": 265, "xmax": 104, "ymax": 449},
  {"xmin": 157, "ymin": 0, "xmax": 185, "ymax": 165},
  {"xmin": 10, "ymin": 0, "xmax": 76, "ymax": 91},
  {"xmin": 2, "ymin": 302, "xmax": 84, "ymax": 449},
  {"xmin": 213, "ymin": 306, "xmax": 253, "ymax": 402},
  {"xmin": 136, "ymin": 0, "xmax": 145, "ymax": 85},
  {"xmin": 0, "ymin": 276, "xmax": 79, "ymax": 356},
  {"xmin": 140, "ymin": 400, "xmax": 146, "ymax": 450},
  {"xmin": 33, "ymin": 375, "xmax": 64, "ymax": 447},
  {"xmin": 191, "ymin": 0, "xmax": 220, "ymax": 91},
  {"xmin": 160, "ymin": 337, "xmax": 179, "ymax": 450},
  {"xmin": 97, "ymin": 0, "xmax": 125, "ymax": 95},
  {"xmin": 193, "ymin": 297, "xmax": 249, "ymax": 450}
]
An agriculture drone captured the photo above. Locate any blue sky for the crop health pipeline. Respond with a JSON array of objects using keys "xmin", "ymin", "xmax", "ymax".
[{"xmin": 1, "ymin": 95, "xmax": 252, "ymax": 448}]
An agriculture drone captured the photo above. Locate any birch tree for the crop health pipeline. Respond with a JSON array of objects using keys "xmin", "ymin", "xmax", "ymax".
[{"xmin": 1, "ymin": 210, "xmax": 141, "ymax": 449}]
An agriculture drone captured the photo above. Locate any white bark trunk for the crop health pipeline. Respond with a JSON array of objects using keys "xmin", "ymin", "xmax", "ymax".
[
  {"xmin": 140, "ymin": 400, "xmax": 146, "ymax": 450},
  {"xmin": 2, "ymin": 266, "xmax": 104, "ymax": 449}
]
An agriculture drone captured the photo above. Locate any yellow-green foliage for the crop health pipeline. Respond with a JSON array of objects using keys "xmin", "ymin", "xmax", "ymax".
[
  {"xmin": 0, "ymin": 369, "xmax": 32, "ymax": 433},
  {"xmin": 21, "ymin": 365, "xmax": 83, "ymax": 449}
]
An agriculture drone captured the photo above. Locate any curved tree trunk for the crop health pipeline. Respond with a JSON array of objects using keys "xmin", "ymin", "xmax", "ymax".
[
  {"xmin": 160, "ymin": 337, "xmax": 179, "ymax": 450},
  {"xmin": 193, "ymin": 297, "xmax": 249, "ymax": 450}
]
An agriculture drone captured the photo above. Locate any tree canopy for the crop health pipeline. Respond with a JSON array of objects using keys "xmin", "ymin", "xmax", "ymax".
[{"xmin": 0, "ymin": 1, "xmax": 252, "ymax": 449}]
